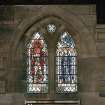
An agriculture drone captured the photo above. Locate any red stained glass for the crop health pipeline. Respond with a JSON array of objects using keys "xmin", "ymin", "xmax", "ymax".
[
  {"xmin": 31, "ymin": 68, "xmax": 35, "ymax": 76},
  {"xmin": 27, "ymin": 32, "xmax": 48, "ymax": 93},
  {"xmin": 34, "ymin": 48, "xmax": 41, "ymax": 55},
  {"xmin": 31, "ymin": 60, "xmax": 35, "ymax": 65}
]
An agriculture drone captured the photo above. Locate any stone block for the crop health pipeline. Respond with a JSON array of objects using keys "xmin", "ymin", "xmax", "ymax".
[
  {"xmin": 96, "ymin": 25, "xmax": 105, "ymax": 41},
  {"xmin": 0, "ymin": 80, "xmax": 5, "ymax": 94}
]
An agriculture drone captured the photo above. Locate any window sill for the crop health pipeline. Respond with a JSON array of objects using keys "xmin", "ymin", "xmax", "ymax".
[{"xmin": 25, "ymin": 100, "xmax": 80, "ymax": 104}]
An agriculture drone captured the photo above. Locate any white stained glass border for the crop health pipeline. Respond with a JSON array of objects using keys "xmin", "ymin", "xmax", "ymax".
[
  {"xmin": 27, "ymin": 84, "xmax": 48, "ymax": 93},
  {"xmin": 57, "ymin": 84, "xmax": 77, "ymax": 93}
]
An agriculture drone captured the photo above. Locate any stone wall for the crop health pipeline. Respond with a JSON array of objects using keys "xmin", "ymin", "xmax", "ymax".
[{"xmin": 0, "ymin": 5, "xmax": 105, "ymax": 105}]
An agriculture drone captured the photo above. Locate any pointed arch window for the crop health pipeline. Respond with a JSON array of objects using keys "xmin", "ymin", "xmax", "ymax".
[
  {"xmin": 56, "ymin": 32, "xmax": 77, "ymax": 93},
  {"xmin": 26, "ymin": 32, "xmax": 48, "ymax": 93},
  {"xmin": 25, "ymin": 22, "xmax": 79, "ymax": 102}
]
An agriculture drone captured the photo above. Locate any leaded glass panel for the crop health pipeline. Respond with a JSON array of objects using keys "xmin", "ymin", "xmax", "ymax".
[
  {"xmin": 47, "ymin": 24, "xmax": 56, "ymax": 32},
  {"xmin": 26, "ymin": 32, "xmax": 48, "ymax": 93},
  {"xmin": 56, "ymin": 32, "xmax": 77, "ymax": 93}
]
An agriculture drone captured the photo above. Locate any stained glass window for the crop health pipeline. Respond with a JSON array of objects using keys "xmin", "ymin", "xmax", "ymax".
[
  {"xmin": 26, "ymin": 32, "xmax": 48, "ymax": 93},
  {"xmin": 47, "ymin": 24, "xmax": 56, "ymax": 32},
  {"xmin": 56, "ymin": 32, "xmax": 77, "ymax": 93}
]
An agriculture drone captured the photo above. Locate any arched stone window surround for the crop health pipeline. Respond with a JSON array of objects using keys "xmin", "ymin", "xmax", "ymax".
[{"xmin": 7, "ymin": 6, "xmax": 97, "ymax": 101}]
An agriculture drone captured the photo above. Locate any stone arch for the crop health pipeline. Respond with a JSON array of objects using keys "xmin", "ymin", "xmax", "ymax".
[
  {"xmin": 10, "ymin": 6, "xmax": 97, "ymax": 61},
  {"xmin": 7, "ymin": 6, "xmax": 97, "ymax": 92}
]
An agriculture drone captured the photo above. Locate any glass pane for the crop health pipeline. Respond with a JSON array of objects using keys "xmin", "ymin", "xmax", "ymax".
[
  {"xmin": 26, "ymin": 32, "xmax": 48, "ymax": 93},
  {"xmin": 47, "ymin": 24, "xmax": 56, "ymax": 32},
  {"xmin": 56, "ymin": 32, "xmax": 77, "ymax": 93},
  {"xmin": 57, "ymin": 84, "xmax": 77, "ymax": 93}
]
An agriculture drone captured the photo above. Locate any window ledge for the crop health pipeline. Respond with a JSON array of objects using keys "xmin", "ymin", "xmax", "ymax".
[{"xmin": 25, "ymin": 100, "xmax": 80, "ymax": 104}]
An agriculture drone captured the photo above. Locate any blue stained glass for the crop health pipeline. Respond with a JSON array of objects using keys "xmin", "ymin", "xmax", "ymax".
[
  {"xmin": 56, "ymin": 32, "xmax": 77, "ymax": 93},
  {"xmin": 61, "ymin": 32, "xmax": 75, "ymax": 48}
]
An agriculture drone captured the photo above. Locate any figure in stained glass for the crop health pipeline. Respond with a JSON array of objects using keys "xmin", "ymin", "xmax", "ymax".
[
  {"xmin": 56, "ymin": 32, "xmax": 77, "ymax": 93},
  {"xmin": 26, "ymin": 32, "xmax": 48, "ymax": 93}
]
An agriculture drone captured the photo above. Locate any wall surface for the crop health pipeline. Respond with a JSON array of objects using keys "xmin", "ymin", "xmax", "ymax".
[{"xmin": 0, "ymin": 5, "xmax": 105, "ymax": 105}]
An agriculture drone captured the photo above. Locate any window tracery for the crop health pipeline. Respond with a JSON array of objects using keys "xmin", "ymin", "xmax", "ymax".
[{"xmin": 26, "ymin": 23, "xmax": 77, "ymax": 94}]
